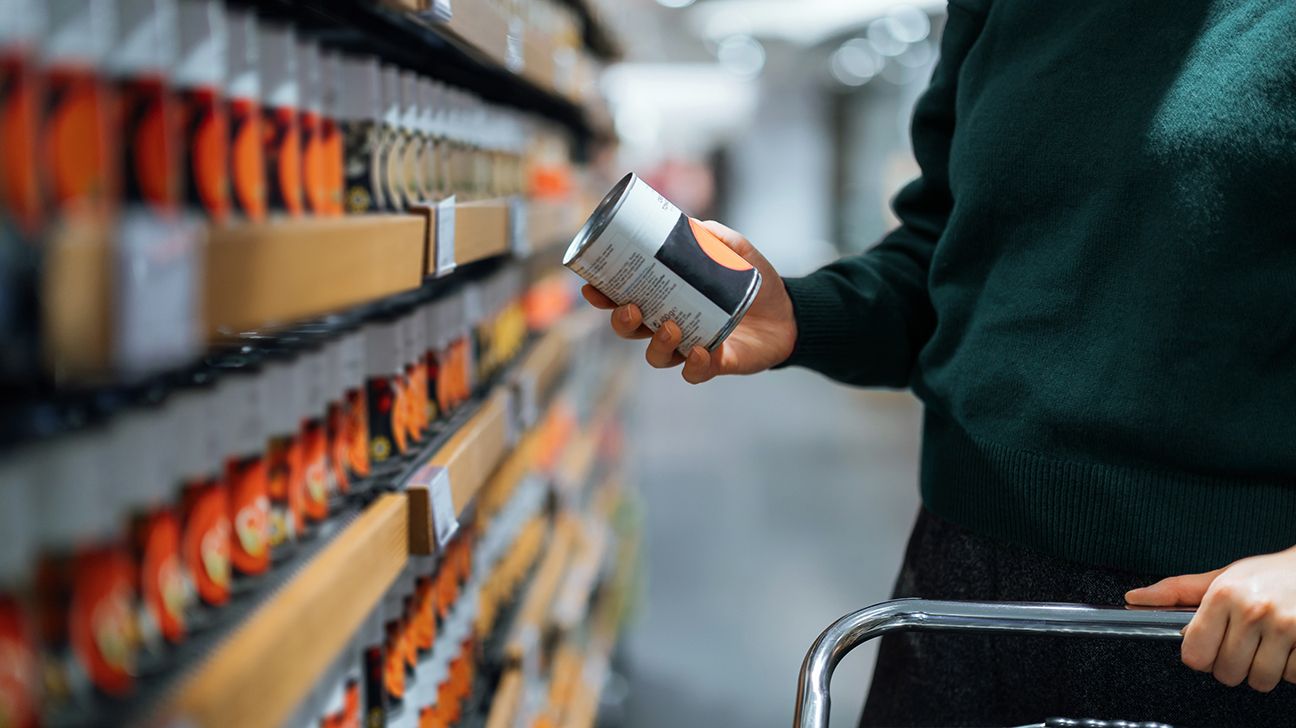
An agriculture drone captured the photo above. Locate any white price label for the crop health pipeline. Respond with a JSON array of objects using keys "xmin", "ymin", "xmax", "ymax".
[
  {"xmin": 506, "ymin": 17, "xmax": 525, "ymax": 73},
  {"xmin": 509, "ymin": 196, "xmax": 530, "ymax": 256},
  {"xmin": 116, "ymin": 211, "xmax": 203, "ymax": 377},
  {"xmin": 412, "ymin": 463, "xmax": 459, "ymax": 548},
  {"xmin": 435, "ymin": 195, "xmax": 457, "ymax": 277}
]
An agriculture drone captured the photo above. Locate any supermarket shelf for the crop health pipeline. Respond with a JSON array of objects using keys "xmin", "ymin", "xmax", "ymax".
[
  {"xmin": 268, "ymin": 0, "xmax": 594, "ymax": 141},
  {"xmin": 527, "ymin": 198, "xmax": 580, "ymax": 256},
  {"xmin": 164, "ymin": 494, "xmax": 409, "ymax": 728},
  {"xmin": 206, "ymin": 214, "xmax": 426, "ymax": 335},
  {"xmin": 506, "ymin": 514, "xmax": 578, "ymax": 662},
  {"xmin": 558, "ymin": 0, "xmax": 622, "ymax": 61}
]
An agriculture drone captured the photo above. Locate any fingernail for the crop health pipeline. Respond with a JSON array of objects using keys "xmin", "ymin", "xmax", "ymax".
[{"xmin": 619, "ymin": 307, "xmax": 631, "ymax": 323}]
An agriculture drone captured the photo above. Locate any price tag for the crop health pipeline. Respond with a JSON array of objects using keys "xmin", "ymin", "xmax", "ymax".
[
  {"xmin": 506, "ymin": 17, "xmax": 525, "ymax": 73},
  {"xmin": 430, "ymin": 0, "xmax": 452, "ymax": 22},
  {"xmin": 435, "ymin": 195, "xmax": 456, "ymax": 277},
  {"xmin": 409, "ymin": 462, "xmax": 459, "ymax": 551},
  {"xmin": 508, "ymin": 196, "xmax": 529, "ymax": 256},
  {"xmin": 115, "ymin": 211, "xmax": 203, "ymax": 377}
]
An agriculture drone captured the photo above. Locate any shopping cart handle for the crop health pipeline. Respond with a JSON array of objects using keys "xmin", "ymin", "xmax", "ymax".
[{"xmin": 794, "ymin": 598, "xmax": 1194, "ymax": 728}]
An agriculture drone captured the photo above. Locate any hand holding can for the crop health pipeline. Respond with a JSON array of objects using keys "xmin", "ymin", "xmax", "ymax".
[{"xmin": 566, "ymin": 173, "xmax": 796, "ymax": 384}]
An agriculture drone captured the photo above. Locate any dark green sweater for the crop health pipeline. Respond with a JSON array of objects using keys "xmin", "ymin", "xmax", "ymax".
[{"xmin": 782, "ymin": 0, "xmax": 1296, "ymax": 575}]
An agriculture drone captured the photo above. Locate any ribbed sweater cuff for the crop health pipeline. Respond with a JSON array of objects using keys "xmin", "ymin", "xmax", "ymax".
[{"xmin": 776, "ymin": 275, "xmax": 859, "ymax": 371}]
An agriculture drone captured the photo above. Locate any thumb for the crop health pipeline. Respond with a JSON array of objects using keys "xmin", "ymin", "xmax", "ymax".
[
  {"xmin": 698, "ymin": 219, "xmax": 758, "ymax": 259},
  {"xmin": 1125, "ymin": 568, "xmax": 1225, "ymax": 607}
]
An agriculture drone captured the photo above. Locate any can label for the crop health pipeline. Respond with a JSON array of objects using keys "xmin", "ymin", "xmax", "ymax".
[
  {"xmin": 320, "ymin": 116, "xmax": 344, "ymax": 216},
  {"xmin": 68, "ymin": 546, "xmax": 137, "ymax": 697},
  {"xmin": 326, "ymin": 401, "xmax": 351, "ymax": 496},
  {"xmin": 179, "ymin": 86, "xmax": 230, "ymax": 221},
  {"xmin": 366, "ymin": 375, "xmax": 403, "ymax": 465},
  {"xmin": 118, "ymin": 76, "xmax": 181, "ymax": 214},
  {"xmin": 266, "ymin": 433, "xmax": 302, "ymax": 549},
  {"xmin": 134, "ymin": 509, "xmax": 188, "ymax": 646},
  {"xmin": 229, "ymin": 96, "xmax": 267, "ymax": 221},
  {"xmin": 342, "ymin": 119, "xmax": 383, "ymax": 213},
  {"xmin": 379, "ymin": 124, "xmax": 404, "ymax": 212},
  {"xmin": 181, "ymin": 478, "xmax": 231, "ymax": 607},
  {"xmin": 42, "ymin": 67, "xmax": 115, "ymax": 212},
  {"xmin": 263, "ymin": 104, "xmax": 303, "ymax": 215},
  {"xmin": 345, "ymin": 388, "xmax": 371, "ymax": 478},
  {"xmin": 301, "ymin": 419, "xmax": 330, "ymax": 522},
  {"xmin": 0, "ymin": 595, "xmax": 38, "ymax": 727},
  {"xmin": 300, "ymin": 108, "xmax": 327, "ymax": 214},
  {"xmin": 1, "ymin": 51, "xmax": 44, "ymax": 236},
  {"xmin": 227, "ymin": 455, "xmax": 270, "ymax": 576},
  {"xmin": 565, "ymin": 175, "xmax": 761, "ymax": 354}
]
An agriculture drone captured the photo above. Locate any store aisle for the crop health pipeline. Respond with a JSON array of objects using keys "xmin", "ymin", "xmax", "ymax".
[{"xmin": 619, "ymin": 367, "xmax": 923, "ymax": 728}]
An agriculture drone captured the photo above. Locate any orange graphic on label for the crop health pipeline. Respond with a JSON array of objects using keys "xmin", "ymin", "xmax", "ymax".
[
  {"xmin": 688, "ymin": 217, "xmax": 751, "ymax": 271},
  {"xmin": 69, "ymin": 547, "xmax": 136, "ymax": 697}
]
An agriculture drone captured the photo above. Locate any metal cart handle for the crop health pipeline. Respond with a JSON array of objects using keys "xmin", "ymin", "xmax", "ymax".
[{"xmin": 794, "ymin": 598, "xmax": 1195, "ymax": 728}]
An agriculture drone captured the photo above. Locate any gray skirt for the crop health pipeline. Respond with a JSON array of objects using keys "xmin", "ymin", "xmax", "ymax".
[{"xmin": 859, "ymin": 509, "xmax": 1296, "ymax": 727}]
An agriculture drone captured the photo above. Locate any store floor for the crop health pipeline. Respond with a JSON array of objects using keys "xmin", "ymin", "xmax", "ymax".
[{"xmin": 617, "ymin": 366, "xmax": 923, "ymax": 728}]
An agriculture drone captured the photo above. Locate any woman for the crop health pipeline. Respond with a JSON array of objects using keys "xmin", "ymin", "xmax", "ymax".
[{"xmin": 583, "ymin": 0, "xmax": 1296, "ymax": 725}]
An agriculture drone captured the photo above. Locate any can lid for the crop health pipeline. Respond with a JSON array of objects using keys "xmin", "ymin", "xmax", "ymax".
[
  {"xmin": 225, "ymin": 7, "xmax": 258, "ymax": 99},
  {"xmin": 0, "ymin": 0, "xmax": 47, "ymax": 47},
  {"xmin": 380, "ymin": 65, "xmax": 402, "ymax": 126},
  {"xmin": 258, "ymin": 22, "xmax": 297, "ymax": 109},
  {"xmin": 0, "ymin": 450, "xmax": 38, "ymax": 588},
  {"xmin": 337, "ymin": 55, "xmax": 380, "ymax": 122},
  {"xmin": 297, "ymin": 38, "xmax": 321, "ymax": 114},
  {"xmin": 174, "ymin": 0, "xmax": 226, "ymax": 89},
  {"xmin": 109, "ymin": 0, "xmax": 179, "ymax": 77},
  {"xmin": 44, "ymin": 0, "xmax": 117, "ymax": 65}
]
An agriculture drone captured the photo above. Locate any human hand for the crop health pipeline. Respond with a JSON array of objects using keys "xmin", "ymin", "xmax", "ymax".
[
  {"xmin": 1126, "ymin": 546, "xmax": 1296, "ymax": 691},
  {"xmin": 580, "ymin": 220, "xmax": 797, "ymax": 384}
]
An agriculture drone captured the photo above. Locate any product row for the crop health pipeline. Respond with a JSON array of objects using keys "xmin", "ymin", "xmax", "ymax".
[
  {"xmin": 0, "ymin": 0, "xmax": 568, "ymax": 243},
  {"xmin": 0, "ymin": 264, "xmax": 569, "ymax": 726}
]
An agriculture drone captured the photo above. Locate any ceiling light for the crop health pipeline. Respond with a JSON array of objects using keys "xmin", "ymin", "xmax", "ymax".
[
  {"xmin": 716, "ymin": 34, "xmax": 766, "ymax": 79},
  {"xmin": 830, "ymin": 38, "xmax": 880, "ymax": 86},
  {"xmin": 866, "ymin": 17, "xmax": 908, "ymax": 57},
  {"xmin": 886, "ymin": 5, "xmax": 930, "ymax": 44}
]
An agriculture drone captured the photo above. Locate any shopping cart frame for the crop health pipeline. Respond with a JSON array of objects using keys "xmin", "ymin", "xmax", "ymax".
[{"xmin": 794, "ymin": 598, "xmax": 1195, "ymax": 728}]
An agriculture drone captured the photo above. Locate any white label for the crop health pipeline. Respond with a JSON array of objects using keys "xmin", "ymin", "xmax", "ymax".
[
  {"xmin": 506, "ymin": 17, "xmax": 525, "ymax": 73},
  {"xmin": 116, "ymin": 212, "xmax": 202, "ymax": 378},
  {"xmin": 566, "ymin": 181, "xmax": 733, "ymax": 354},
  {"xmin": 509, "ymin": 196, "xmax": 529, "ymax": 256},
  {"xmin": 411, "ymin": 464, "xmax": 459, "ymax": 549},
  {"xmin": 436, "ymin": 195, "xmax": 457, "ymax": 277}
]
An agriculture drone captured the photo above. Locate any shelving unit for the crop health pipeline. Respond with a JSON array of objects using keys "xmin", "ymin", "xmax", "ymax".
[{"xmin": 3, "ymin": 3, "xmax": 635, "ymax": 728}]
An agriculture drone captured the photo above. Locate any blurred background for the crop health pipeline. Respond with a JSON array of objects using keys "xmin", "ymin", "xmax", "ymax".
[{"xmin": 585, "ymin": 1, "xmax": 944, "ymax": 726}]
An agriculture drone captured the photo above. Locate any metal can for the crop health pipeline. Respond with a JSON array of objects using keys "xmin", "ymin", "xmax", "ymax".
[{"xmin": 563, "ymin": 173, "xmax": 762, "ymax": 354}]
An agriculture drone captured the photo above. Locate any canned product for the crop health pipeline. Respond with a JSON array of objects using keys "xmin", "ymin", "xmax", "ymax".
[
  {"xmin": 258, "ymin": 22, "xmax": 302, "ymax": 216},
  {"xmin": 225, "ymin": 8, "xmax": 266, "ymax": 221},
  {"xmin": 174, "ymin": 0, "xmax": 230, "ymax": 221},
  {"xmin": 564, "ymin": 173, "xmax": 761, "ymax": 354}
]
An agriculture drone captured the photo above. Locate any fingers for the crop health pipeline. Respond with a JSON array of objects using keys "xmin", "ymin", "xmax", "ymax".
[
  {"xmin": 1247, "ymin": 632, "xmax": 1293, "ymax": 692},
  {"xmin": 581, "ymin": 285, "xmax": 616, "ymax": 309},
  {"xmin": 1126, "ymin": 569, "xmax": 1222, "ymax": 607},
  {"xmin": 609, "ymin": 304, "xmax": 653, "ymax": 340},
  {"xmin": 1181, "ymin": 585, "xmax": 1232, "ymax": 672},
  {"xmin": 681, "ymin": 346, "xmax": 717, "ymax": 385},
  {"xmin": 1212, "ymin": 605, "xmax": 1263, "ymax": 687},
  {"xmin": 645, "ymin": 321, "xmax": 685, "ymax": 369}
]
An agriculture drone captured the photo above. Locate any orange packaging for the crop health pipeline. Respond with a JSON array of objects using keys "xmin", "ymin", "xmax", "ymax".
[
  {"xmin": 0, "ymin": 6, "xmax": 46, "ymax": 238},
  {"xmin": 34, "ymin": 431, "xmax": 138, "ymax": 703},
  {"xmin": 297, "ymin": 39, "xmax": 328, "ymax": 216},
  {"xmin": 174, "ymin": 0, "xmax": 230, "ymax": 222},
  {"xmin": 41, "ymin": 0, "xmax": 117, "ymax": 215},
  {"xmin": 226, "ymin": 8, "xmax": 266, "ymax": 221},
  {"xmin": 109, "ymin": 0, "xmax": 182, "ymax": 215},
  {"xmin": 300, "ymin": 348, "xmax": 331, "ymax": 523},
  {"xmin": 319, "ymin": 50, "xmax": 344, "ymax": 215},
  {"xmin": 0, "ymin": 449, "xmax": 40, "ymax": 728},
  {"xmin": 220, "ymin": 372, "xmax": 271, "ymax": 578},
  {"xmin": 361, "ymin": 607, "xmax": 388, "ymax": 725},
  {"xmin": 365, "ymin": 321, "xmax": 405, "ymax": 468},
  {"xmin": 258, "ymin": 24, "xmax": 302, "ymax": 216},
  {"xmin": 382, "ymin": 591, "xmax": 406, "ymax": 709},
  {"xmin": 172, "ymin": 384, "xmax": 232, "ymax": 610},
  {"xmin": 265, "ymin": 355, "xmax": 304, "ymax": 551},
  {"xmin": 341, "ymin": 331, "xmax": 372, "ymax": 483}
]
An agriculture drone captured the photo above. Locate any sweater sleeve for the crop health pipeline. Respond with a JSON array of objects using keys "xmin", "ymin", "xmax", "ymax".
[{"xmin": 780, "ymin": 2, "xmax": 986, "ymax": 388}]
